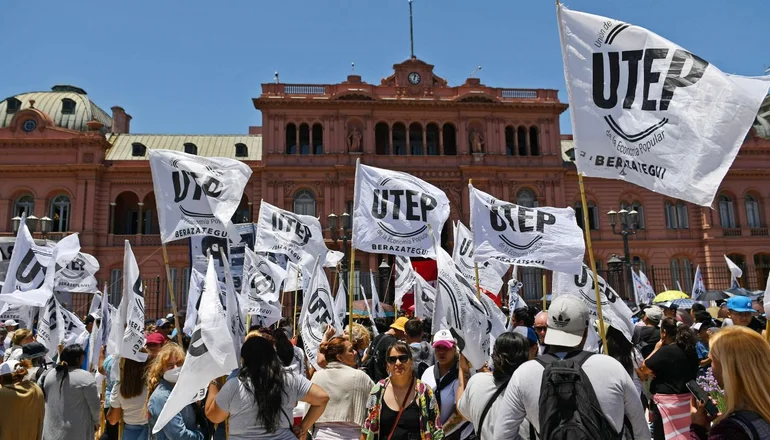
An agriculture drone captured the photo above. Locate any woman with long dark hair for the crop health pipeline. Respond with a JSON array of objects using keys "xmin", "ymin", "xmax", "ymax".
[
  {"xmin": 106, "ymin": 357, "xmax": 149, "ymax": 440},
  {"xmin": 604, "ymin": 324, "xmax": 644, "ymax": 398},
  {"xmin": 274, "ymin": 327, "xmax": 306, "ymax": 377},
  {"xmin": 312, "ymin": 336, "xmax": 374, "ymax": 440},
  {"xmin": 206, "ymin": 335, "xmax": 329, "ymax": 440},
  {"xmin": 457, "ymin": 332, "xmax": 531, "ymax": 440},
  {"xmin": 41, "ymin": 344, "xmax": 101, "ymax": 440},
  {"xmin": 641, "ymin": 317, "xmax": 699, "ymax": 440}
]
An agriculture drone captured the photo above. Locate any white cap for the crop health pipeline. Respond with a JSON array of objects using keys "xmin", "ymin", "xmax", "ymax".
[
  {"xmin": 3, "ymin": 319, "xmax": 18, "ymax": 327},
  {"xmin": 692, "ymin": 322, "xmax": 703, "ymax": 331},
  {"xmin": 545, "ymin": 295, "xmax": 590, "ymax": 347},
  {"xmin": 432, "ymin": 329, "xmax": 456, "ymax": 349},
  {"xmin": 166, "ymin": 313, "xmax": 174, "ymax": 320},
  {"xmin": 0, "ymin": 360, "xmax": 18, "ymax": 376}
]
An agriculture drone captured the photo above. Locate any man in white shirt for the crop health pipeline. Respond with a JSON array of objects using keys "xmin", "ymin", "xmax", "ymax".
[
  {"xmin": 533, "ymin": 311, "xmax": 548, "ymax": 356},
  {"xmin": 493, "ymin": 295, "xmax": 649, "ymax": 440}
]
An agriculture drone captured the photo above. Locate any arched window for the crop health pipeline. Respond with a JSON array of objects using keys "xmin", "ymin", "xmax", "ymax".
[
  {"xmin": 293, "ymin": 190, "xmax": 316, "ymax": 217},
  {"xmin": 409, "ymin": 123, "xmax": 423, "ymax": 155},
  {"xmin": 312, "ymin": 123, "xmax": 323, "ymax": 155},
  {"xmin": 50, "ymin": 195, "xmax": 71, "ymax": 232},
  {"xmin": 516, "ymin": 189, "xmax": 537, "ymax": 208},
  {"xmin": 426, "ymin": 123, "xmax": 440, "ymax": 156},
  {"xmin": 442, "ymin": 123, "xmax": 457, "ymax": 155},
  {"xmin": 392, "ymin": 123, "xmax": 407, "ymax": 155},
  {"xmin": 299, "ymin": 124, "xmax": 311, "ymax": 155},
  {"xmin": 517, "ymin": 127, "xmax": 528, "ymax": 156},
  {"xmin": 664, "ymin": 201, "xmax": 678, "ymax": 229},
  {"xmin": 14, "ymin": 195, "xmax": 34, "ymax": 217},
  {"xmin": 677, "ymin": 202, "xmax": 689, "ymax": 229},
  {"xmin": 529, "ymin": 126, "xmax": 540, "ymax": 156},
  {"xmin": 754, "ymin": 253, "xmax": 770, "ymax": 292},
  {"xmin": 61, "ymin": 98, "xmax": 76, "ymax": 114},
  {"xmin": 632, "ymin": 201, "xmax": 645, "ymax": 229},
  {"xmin": 718, "ymin": 194, "xmax": 736, "ymax": 228},
  {"xmin": 745, "ymin": 194, "xmax": 761, "ymax": 228},
  {"xmin": 375, "ymin": 122, "xmax": 390, "ymax": 155},
  {"xmin": 669, "ymin": 257, "xmax": 693, "ymax": 293},
  {"xmin": 184, "ymin": 142, "xmax": 197, "ymax": 155},
  {"xmin": 505, "ymin": 126, "xmax": 516, "ymax": 156},
  {"xmin": 285, "ymin": 123, "xmax": 297, "ymax": 154},
  {"xmin": 574, "ymin": 201, "xmax": 599, "ymax": 230}
]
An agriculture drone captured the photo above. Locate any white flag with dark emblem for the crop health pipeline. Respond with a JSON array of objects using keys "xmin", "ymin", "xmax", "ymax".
[
  {"xmin": 221, "ymin": 250, "xmax": 245, "ymax": 356},
  {"xmin": 394, "ymin": 256, "xmax": 417, "ymax": 308},
  {"xmin": 149, "ymin": 149, "xmax": 252, "ymax": 244},
  {"xmin": 333, "ymin": 275, "xmax": 347, "ymax": 326},
  {"xmin": 241, "ymin": 248, "xmax": 285, "ymax": 326},
  {"xmin": 153, "ymin": 255, "xmax": 238, "ymax": 433},
  {"xmin": 55, "ymin": 252, "xmax": 100, "ymax": 293},
  {"xmin": 60, "ymin": 307, "xmax": 87, "ymax": 347},
  {"xmin": 557, "ymin": 5, "xmax": 770, "ymax": 206},
  {"xmin": 436, "ymin": 248, "xmax": 490, "ymax": 369},
  {"xmin": 453, "ymin": 222, "xmax": 507, "ymax": 296},
  {"xmin": 553, "ymin": 264, "xmax": 635, "ymax": 343},
  {"xmin": 360, "ymin": 286, "xmax": 379, "ymax": 338},
  {"xmin": 414, "ymin": 273, "xmax": 437, "ymax": 322},
  {"xmin": 508, "ymin": 277, "xmax": 527, "ymax": 312},
  {"xmin": 115, "ymin": 241, "xmax": 147, "ymax": 363},
  {"xmin": 36, "ymin": 294, "xmax": 65, "ymax": 356},
  {"xmin": 299, "ymin": 259, "xmax": 340, "ymax": 370},
  {"xmin": 183, "ymin": 269, "xmax": 205, "ymax": 336},
  {"xmin": 469, "ymin": 185, "xmax": 584, "ymax": 274},
  {"xmin": 692, "ymin": 265, "xmax": 706, "ymax": 301},
  {"xmin": 254, "ymin": 200, "xmax": 327, "ymax": 286},
  {"xmin": 369, "ymin": 274, "xmax": 386, "ymax": 319},
  {"xmin": 352, "ymin": 161, "xmax": 449, "ymax": 258}
]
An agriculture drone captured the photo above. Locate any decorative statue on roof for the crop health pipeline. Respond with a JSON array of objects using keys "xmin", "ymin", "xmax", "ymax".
[
  {"xmin": 470, "ymin": 130, "xmax": 484, "ymax": 153},
  {"xmin": 347, "ymin": 127, "xmax": 362, "ymax": 152}
]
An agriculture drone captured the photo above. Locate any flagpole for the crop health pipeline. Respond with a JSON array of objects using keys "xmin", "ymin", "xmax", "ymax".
[
  {"xmin": 292, "ymin": 268, "xmax": 299, "ymax": 336},
  {"xmin": 348, "ymin": 247, "xmax": 356, "ymax": 332},
  {"xmin": 578, "ymin": 174, "xmax": 608, "ymax": 351},
  {"xmin": 161, "ymin": 244, "xmax": 184, "ymax": 347},
  {"xmin": 542, "ymin": 272, "xmax": 547, "ymax": 311},
  {"xmin": 467, "ymin": 180, "xmax": 482, "ymax": 300}
]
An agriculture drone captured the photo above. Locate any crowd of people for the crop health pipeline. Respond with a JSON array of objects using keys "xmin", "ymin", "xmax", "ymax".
[{"xmin": 0, "ymin": 293, "xmax": 769, "ymax": 440}]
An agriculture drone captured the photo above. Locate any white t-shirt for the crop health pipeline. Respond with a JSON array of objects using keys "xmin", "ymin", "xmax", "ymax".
[
  {"xmin": 109, "ymin": 382, "xmax": 149, "ymax": 426},
  {"xmin": 457, "ymin": 373, "xmax": 532, "ymax": 440},
  {"xmin": 421, "ymin": 365, "xmax": 473, "ymax": 438},
  {"xmin": 493, "ymin": 353, "xmax": 650, "ymax": 440}
]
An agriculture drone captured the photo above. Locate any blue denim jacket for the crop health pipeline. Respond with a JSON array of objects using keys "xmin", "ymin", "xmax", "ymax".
[{"xmin": 148, "ymin": 379, "xmax": 204, "ymax": 440}]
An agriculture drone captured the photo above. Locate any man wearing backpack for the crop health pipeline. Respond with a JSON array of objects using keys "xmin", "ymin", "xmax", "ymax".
[
  {"xmin": 405, "ymin": 318, "xmax": 434, "ymax": 378},
  {"xmin": 493, "ymin": 295, "xmax": 649, "ymax": 440}
]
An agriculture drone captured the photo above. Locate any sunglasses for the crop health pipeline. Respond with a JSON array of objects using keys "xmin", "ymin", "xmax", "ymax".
[
  {"xmin": 386, "ymin": 354, "xmax": 410, "ymax": 364},
  {"xmin": 534, "ymin": 326, "xmax": 548, "ymax": 332}
]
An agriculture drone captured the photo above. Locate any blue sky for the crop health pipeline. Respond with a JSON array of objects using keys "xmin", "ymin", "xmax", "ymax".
[{"xmin": 4, "ymin": 0, "xmax": 767, "ymax": 134}]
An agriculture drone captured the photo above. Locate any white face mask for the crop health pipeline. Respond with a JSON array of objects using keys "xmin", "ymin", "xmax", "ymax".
[{"xmin": 163, "ymin": 366, "xmax": 181, "ymax": 383}]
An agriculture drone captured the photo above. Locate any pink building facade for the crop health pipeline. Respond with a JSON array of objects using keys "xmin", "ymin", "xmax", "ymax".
[{"xmin": 1, "ymin": 60, "xmax": 769, "ymax": 317}]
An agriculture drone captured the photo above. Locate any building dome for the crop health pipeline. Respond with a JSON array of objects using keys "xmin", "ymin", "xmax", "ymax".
[{"xmin": 0, "ymin": 85, "xmax": 113, "ymax": 133}]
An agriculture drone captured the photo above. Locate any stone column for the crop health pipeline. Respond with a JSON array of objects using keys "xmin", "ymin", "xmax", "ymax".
[
  {"xmin": 137, "ymin": 202, "xmax": 144, "ymax": 235},
  {"xmin": 109, "ymin": 202, "xmax": 116, "ymax": 234}
]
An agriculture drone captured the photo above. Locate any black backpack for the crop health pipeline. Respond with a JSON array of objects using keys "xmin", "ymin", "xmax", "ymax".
[
  {"xmin": 363, "ymin": 334, "xmax": 396, "ymax": 383},
  {"xmin": 536, "ymin": 351, "xmax": 622, "ymax": 440}
]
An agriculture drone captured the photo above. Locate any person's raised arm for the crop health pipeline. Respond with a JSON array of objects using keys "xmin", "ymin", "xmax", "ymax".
[{"xmin": 297, "ymin": 383, "xmax": 330, "ymax": 439}]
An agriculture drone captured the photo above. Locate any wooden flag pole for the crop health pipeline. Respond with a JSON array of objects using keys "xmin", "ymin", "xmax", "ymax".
[
  {"xmin": 468, "ymin": 179, "xmax": 482, "ymax": 300},
  {"xmin": 98, "ymin": 379, "xmax": 107, "ymax": 436},
  {"xmin": 292, "ymin": 269, "xmax": 300, "ymax": 336},
  {"xmin": 542, "ymin": 272, "xmax": 547, "ymax": 311},
  {"xmin": 578, "ymin": 174, "xmax": 608, "ymax": 351},
  {"xmin": 348, "ymin": 247, "xmax": 357, "ymax": 332},
  {"xmin": 161, "ymin": 244, "xmax": 184, "ymax": 347}
]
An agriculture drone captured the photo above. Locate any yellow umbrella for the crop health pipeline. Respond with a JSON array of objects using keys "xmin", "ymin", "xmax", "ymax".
[{"xmin": 653, "ymin": 290, "xmax": 689, "ymax": 303}]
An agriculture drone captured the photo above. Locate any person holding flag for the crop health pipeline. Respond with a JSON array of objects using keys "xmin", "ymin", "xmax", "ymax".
[{"xmin": 146, "ymin": 343, "xmax": 202, "ymax": 440}]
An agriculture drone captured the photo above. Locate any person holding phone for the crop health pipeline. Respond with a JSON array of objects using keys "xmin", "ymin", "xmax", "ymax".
[
  {"xmin": 690, "ymin": 326, "xmax": 770, "ymax": 439},
  {"xmin": 361, "ymin": 341, "xmax": 443, "ymax": 440}
]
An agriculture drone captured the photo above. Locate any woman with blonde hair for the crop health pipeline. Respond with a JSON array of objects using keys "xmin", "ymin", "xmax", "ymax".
[
  {"xmin": 691, "ymin": 326, "xmax": 770, "ymax": 439},
  {"xmin": 3, "ymin": 328, "xmax": 33, "ymax": 362},
  {"xmin": 147, "ymin": 343, "xmax": 205, "ymax": 440}
]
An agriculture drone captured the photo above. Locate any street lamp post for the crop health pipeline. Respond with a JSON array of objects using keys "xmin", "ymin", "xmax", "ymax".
[
  {"xmin": 328, "ymin": 211, "xmax": 352, "ymax": 315},
  {"xmin": 607, "ymin": 208, "xmax": 638, "ymax": 301},
  {"xmin": 378, "ymin": 258, "xmax": 391, "ymax": 305}
]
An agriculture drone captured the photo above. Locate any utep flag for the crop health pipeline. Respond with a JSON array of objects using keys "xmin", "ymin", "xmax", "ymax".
[
  {"xmin": 369, "ymin": 274, "xmax": 386, "ymax": 319},
  {"xmin": 221, "ymin": 250, "xmax": 245, "ymax": 357},
  {"xmin": 183, "ymin": 269, "xmax": 206, "ymax": 336},
  {"xmin": 453, "ymin": 222, "xmax": 507, "ymax": 297},
  {"xmin": 241, "ymin": 248, "xmax": 284, "ymax": 326},
  {"xmin": 116, "ymin": 241, "xmax": 147, "ymax": 363},
  {"xmin": 334, "ymin": 275, "xmax": 347, "ymax": 326},
  {"xmin": 692, "ymin": 265, "xmax": 706, "ymax": 300},
  {"xmin": 638, "ymin": 270, "xmax": 656, "ymax": 303},
  {"xmin": 394, "ymin": 256, "xmax": 417, "ymax": 308},
  {"xmin": 299, "ymin": 259, "xmax": 340, "ymax": 370},
  {"xmin": 414, "ymin": 273, "xmax": 436, "ymax": 322},
  {"xmin": 436, "ymin": 248, "xmax": 490, "ymax": 369},
  {"xmin": 55, "ymin": 252, "xmax": 100, "ymax": 293},
  {"xmin": 254, "ymin": 200, "xmax": 327, "ymax": 287},
  {"xmin": 153, "ymin": 256, "xmax": 238, "ymax": 434},
  {"xmin": 360, "ymin": 286, "xmax": 379, "ymax": 337},
  {"xmin": 557, "ymin": 5, "xmax": 770, "ymax": 206},
  {"xmin": 469, "ymin": 185, "xmax": 584, "ymax": 274},
  {"xmin": 149, "ymin": 149, "xmax": 252, "ymax": 244},
  {"xmin": 553, "ymin": 264, "xmax": 635, "ymax": 343},
  {"xmin": 508, "ymin": 278, "xmax": 527, "ymax": 312},
  {"xmin": 37, "ymin": 295, "xmax": 64, "ymax": 356},
  {"xmin": 352, "ymin": 161, "xmax": 449, "ymax": 258}
]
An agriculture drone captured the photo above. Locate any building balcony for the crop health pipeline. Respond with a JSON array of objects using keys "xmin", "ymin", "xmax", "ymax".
[
  {"xmin": 722, "ymin": 228, "xmax": 743, "ymax": 237},
  {"xmin": 110, "ymin": 234, "xmax": 187, "ymax": 247},
  {"xmin": 0, "ymin": 231, "xmax": 71, "ymax": 241},
  {"xmin": 750, "ymin": 227, "xmax": 769, "ymax": 237}
]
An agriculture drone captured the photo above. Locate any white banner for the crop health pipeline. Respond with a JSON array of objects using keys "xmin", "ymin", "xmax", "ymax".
[
  {"xmin": 282, "ymin": 262, "xmax": 304, "ymax": 293},
  {"xmin": 557, "ymin": 5, "xmax": 770, "ymax": 206},
  {"xmin": 414, "ymin": 273, "xmax": 436, "ymax": 322},
  {"xmin": 369, "ymin": 274, "xmax": 385, "ymax": 319},
  {"xmin": 183, "ymin": 269, "xmax": 206, "ymax": 336},
  {"xmin": 469, "ymin": 185, "xmax": 584, "ymax": 274},
  {"xmin": 436, "ymin": 248, "xmax": 490, "ymax": 369},
  {"xmin": 553, "ymin": 265, "xmax": 635, "ymax": 343},
  {"xmin": 352, "ymin": 161, "xmax": 449, "ymax": 258},
  {"xmin": 221, "ymin": 250, "xmax": 245, "ymax": 356},
  {"xmin": 333, "ymin": 276, "xmax": 347, "ymax": 326},
  {"xmin": 480, "ymin": 292, "xmax": 508, "ymax": 346},
  {"xmin": 692, "ymin": 265, "xmax": 706, "ymax": 301},
  {"xmin": 190, "ymin": 223, "xmax": 256, "ymax": 293},
  {"xmin": 360, "ymin": 286, "xmax": 379, "ymax": 337},
  {"xmin": 55, "ymin": 252, "xmax": 100, "ymax": 293},
  {"xmin": 241, "ymin": 249, "xmax": 286, "ymax": 326},
  {"xmin": 632, "ymin": 271, "xmax": 650, "ymax": 305},
  {"xmin": 638, "ymin": 270, "xmax": 657, "ymax": 302},
  {"xmin": 37, "ymin": 295, "xmax": 64, "ymax": 356},
  {"xmin": 324, "ymin": 250, "xmax": 344, "ymax": 268},
  {"xmin": 61, "ymin": 307, "xmax": 87, "ymax": 347},
  {"xmin": 149, "ymin": 149, "xmax": 252, "ymax": 244},
  {"xmin": 394, "ymin": 256, "xmax": 417, "ymax": 308},
  {"xmin": 116, "ymin": 241, "xmax": 147, "ymax": 363},
  {"xmin": 507, "ymin": 277, "xmax": 527, "ymax": 312},
  {"xmin": 153, "ymin": 255, "xmax": 239, "ymax": 433},
  {"xmin": 453, "ymin": 222, "xmax": 507, "ymax": 296},
  {"xmin": 299, "ymin": 259, "xmax": 340, "ymax": 370},
  {"xmin": 254, "ymin": 200, "xmax": 327, "ymax": 287},
  {"xmin": 724, "ymin": 255, "xmax": 743, "ymax": 279}
]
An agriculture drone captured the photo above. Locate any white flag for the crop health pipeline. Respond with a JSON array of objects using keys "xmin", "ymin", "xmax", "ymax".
[
  {"xmin": 183, "ymin": 269, "xmax": 206, "ymax": 336},
  {"xmin": 557, "ymin": 5, "xmax": 770, "ymax": 206},
  {"xmin": 352, "ymin": 161, "xmax": 449, "ymax": 258},
  {"xmin": 638, "ymin": 270, "xmax": 657, "ymax": 303},
  {"xmin": 282, "ymin": 262, "xmax": 304, "ymax": 293},
  {"xmin": 360, "ymin": 286, "xmax": 379, "ymax": 338},
  {"xmin": 36, "ymin": 295, "xmax": 65, "ymax": 356},
  {"xmin": 115, "ymin": 241, "xmax": 147, "ymax": 363},
  {"xmin": 241, "ymin": 249, "xmax": 285, "ymax": 326},
  {"xmin": 149, "ymin": 149, "xmax": 252, "ymax": 244},
  {"xmin": 221, "ymin": 250, "xmax": 245, "ymax": 356},
  {"xmin": 55, "ymin": 252, "xmax": 100, "ymax": 293},
  {"xmin": 394, "ymin": 256, "xmax": 417, "ymax": 308},
  {"xmin": 724, "ymin": 255, "xmax": 743, "ymax": 279},
  {"xmin": 692, "ymin": 265, "xmax": 706, "ymax": 300},
  {"xmin": 430, "ymin": 277, "xmax": 448, "ymax": 335},
  {"xmin": 763, "ymin": 275, "xmax": 770, "ymax": 316},
  {"xmin": 414, "ymin": 273, "xmax": 436, "ymax": 322},
  {"xmin": 299, "ymin": 259, "xmax": 340, "ymax": 370},
  {"xmin": 153, "ymin": 255, "xmax": 239, "ymax": 434},
  {"xmin": 436, "ymin": 248, "xmax": 490, "ymax": 369},
  {"xmin": 469, "ymin": 185, "xmax": 585, "ymax": 274},
  {"xmin": 480, "ymin": 292, "xmax": 507, "ymax": 342},
  {"xmin": 453, "ymin": 222, "xmax": 507, "ymax": 296},
  {"xmin": 254, "ymin": 200, "xmax": 327, "ymax": 287},
  {"xmin": 507, "ymin": 278, "xmax": 527, "ymax": 311},
  {"xmin": 334, "ymin": 275, "xmax": 347, "ymax": 326},
  {"xmin": 369, "ymin": 274, "xmax": 386, "ymax": 319},
  {"xmin": 553, "ymin": 265, "xmax": 636, "ymax": 343},
  {"xmin": 324, "ymin": 250, "xmax": 344, "ymax": 268},
  {"xmin": 61, "ymin": 307, "xmax": 87, "ymax": 347},
  {"xmin": 631, "ymin": 270, "xmax": 648, "ymax": 305}
]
